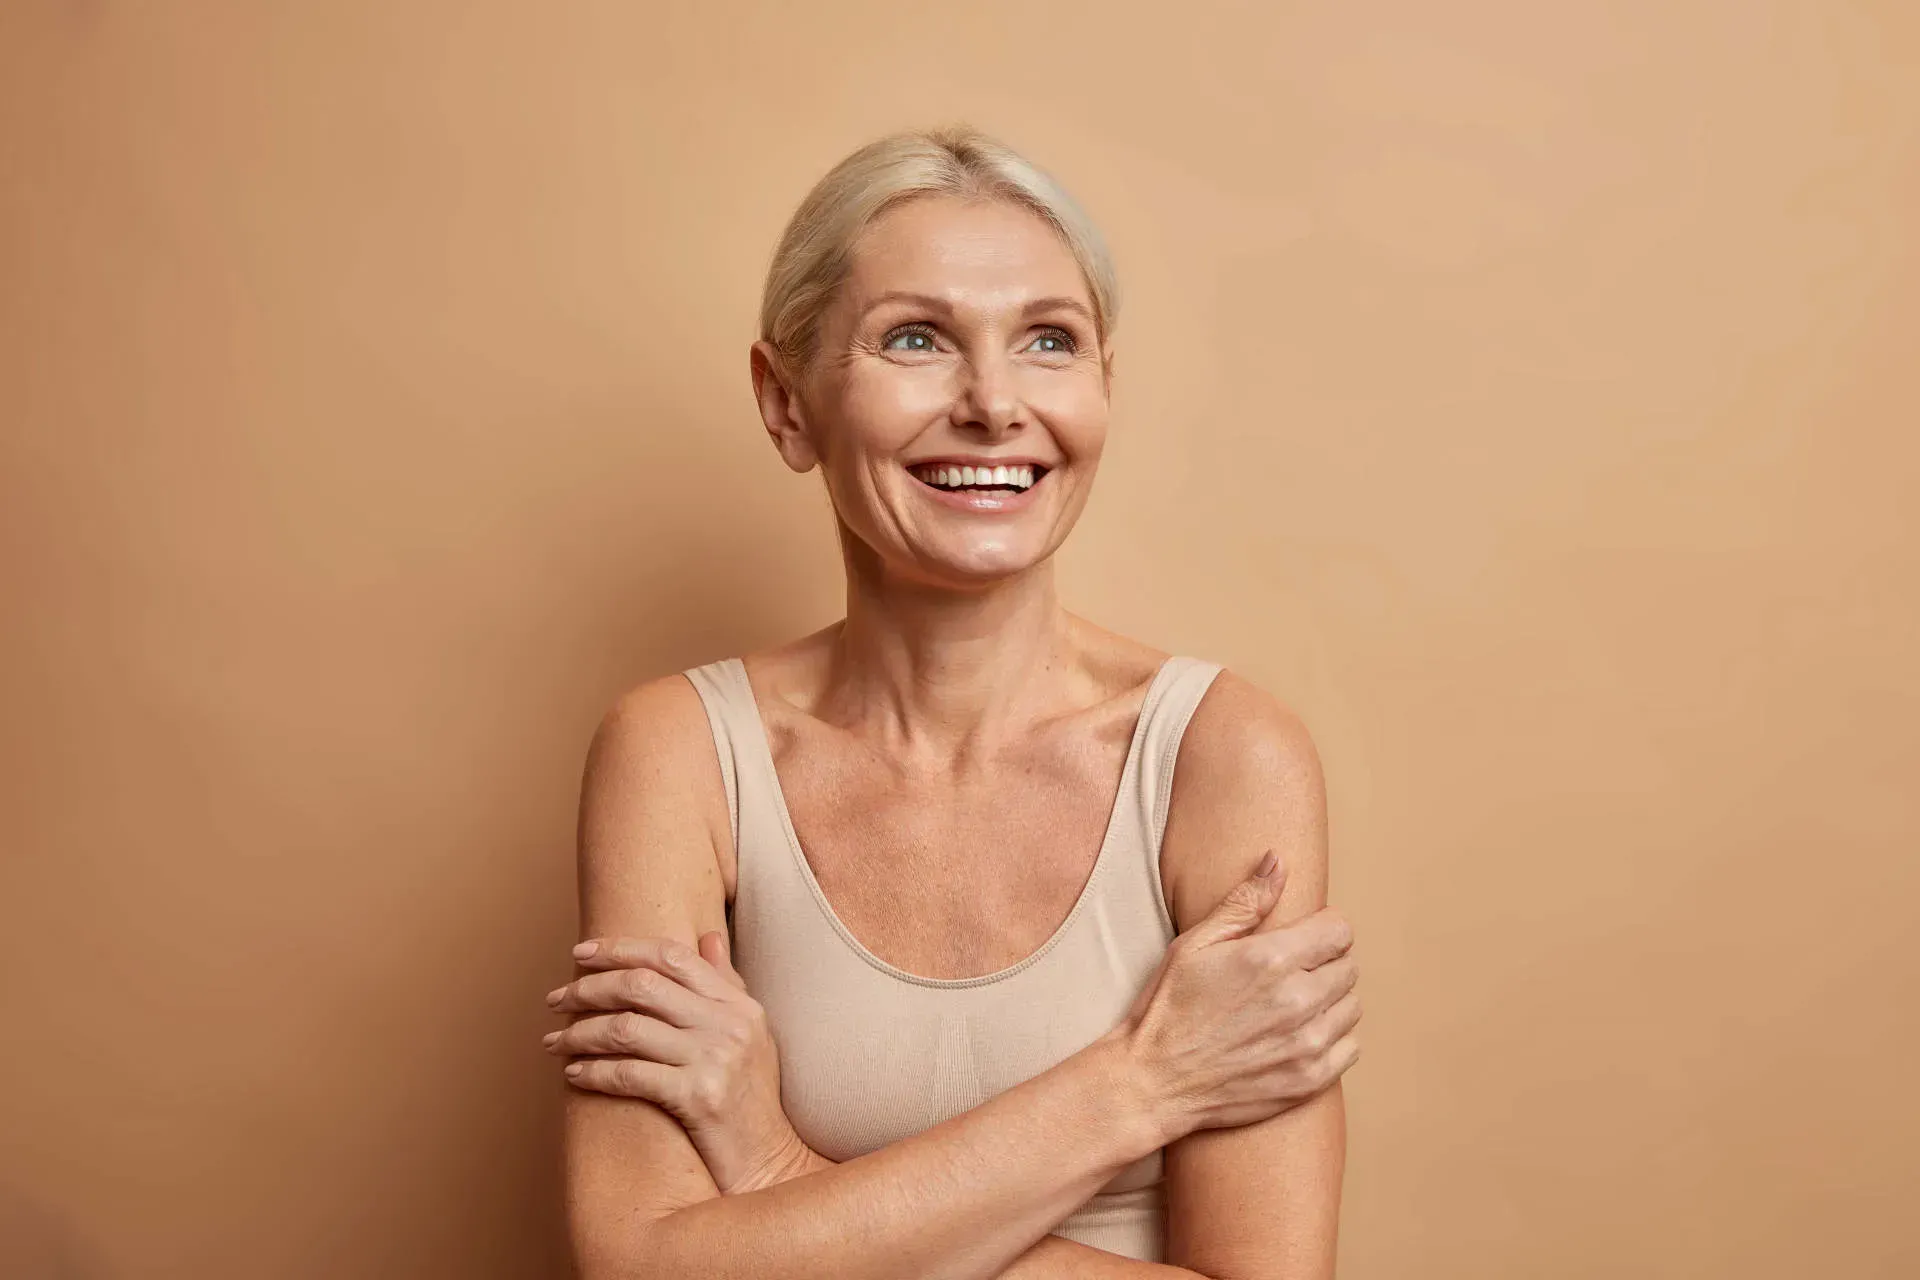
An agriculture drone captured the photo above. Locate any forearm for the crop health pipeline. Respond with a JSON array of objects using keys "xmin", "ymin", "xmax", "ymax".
[
  {"xmin": 996, "ymin": 1235, "xmax": 1207, "ymax": 1278},
  {"xmin": 783, "ymin": 1152, "xmax": 1205, "ymax": 1279},
  {"xmin": 599, "ymin": 1033, "xmax": 1173, "ymax": 1280}
]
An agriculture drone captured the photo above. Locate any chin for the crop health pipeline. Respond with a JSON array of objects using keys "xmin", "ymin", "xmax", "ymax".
[{"xmin": 917, "ymin": 543, "xmax": 1052, "ymax": 586}]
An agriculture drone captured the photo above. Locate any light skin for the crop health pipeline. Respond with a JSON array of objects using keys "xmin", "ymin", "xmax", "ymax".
[{"xmin": 554, "ymin": 194, "xmax": 1361, "ymax": 1278}]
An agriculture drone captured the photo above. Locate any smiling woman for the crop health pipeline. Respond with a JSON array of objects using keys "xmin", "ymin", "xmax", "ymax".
[{"xmin": 547, "ymin": 125, "xmax": 1362, "ymax": 1279}]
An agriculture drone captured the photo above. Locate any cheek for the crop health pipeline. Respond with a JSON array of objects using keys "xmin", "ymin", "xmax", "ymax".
[
  {"xmin": 825, "ymin": 370, "xmax": 950, "ymax": 462},
  {"xmin": 1034, "ymin": 379, "xmax": 1110, "ymax": 459}
]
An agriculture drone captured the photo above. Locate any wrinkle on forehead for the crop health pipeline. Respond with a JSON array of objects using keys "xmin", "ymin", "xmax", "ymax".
[{"xmin": 840, "ymin": 196, "xmax": 1094, "ymax": 320}]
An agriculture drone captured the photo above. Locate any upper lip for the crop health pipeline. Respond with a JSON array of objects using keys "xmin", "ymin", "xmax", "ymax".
[{"xmin": 905, "ymin": 456, "xmax": 1052, "ymax": 470}]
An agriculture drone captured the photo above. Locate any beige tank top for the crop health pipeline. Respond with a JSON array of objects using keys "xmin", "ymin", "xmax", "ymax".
[{"xmin": 683, "ymin": 653, "xmax": 1224, "ymax": 1264}]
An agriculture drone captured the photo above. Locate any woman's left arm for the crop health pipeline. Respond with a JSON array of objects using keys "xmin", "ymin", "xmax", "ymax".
[
  {"xmin": 1154, "ymin": 671, "xmax": 1352, "ymax": 1280},
  {"xmin": 728, "ymin": 670, "xmax": 1355, "ymax": 1280},
  {"xmin": 545, "ymin": 668, "xmax": 1355, "ymax": 1278}
]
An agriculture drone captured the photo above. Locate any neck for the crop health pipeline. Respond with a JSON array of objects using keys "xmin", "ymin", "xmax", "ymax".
[{"xmin": 827, "ymin": 533, "xmax": 1073, "ymax": 757}]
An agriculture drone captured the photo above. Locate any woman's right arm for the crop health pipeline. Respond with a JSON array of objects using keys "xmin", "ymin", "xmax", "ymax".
[
  {"xmin": 565, "ymin": 676, "xmax": 1347, "ymax": 1280},
  {"xmin": 568, "ymin": 674, "xmax": 1185, "ymax": 1280}
]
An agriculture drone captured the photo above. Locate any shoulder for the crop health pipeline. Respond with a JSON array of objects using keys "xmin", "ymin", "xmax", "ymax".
[
  {"xmin": 1160, "ymin": 667, "xmax": 1330, "ymax": 930},
  {"xmin": 580, "ymin": 671, "xmax": 724, "ymax": 831},
  {"xmin": 576, "ymin": 670, "xmax": 733, "ymax": 931},
  {"xmin": 1180, "ymin": 668, "xmax": 1324, "ymax": 802},
  {"xmin": 586, "ymin": 670, "xmax": 717, "ymax": 780}
]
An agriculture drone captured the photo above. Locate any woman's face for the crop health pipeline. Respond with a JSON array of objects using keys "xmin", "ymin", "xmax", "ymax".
[{"xmin": 754, "ymin": 195, "xmax": 1112, "ymax": 588}]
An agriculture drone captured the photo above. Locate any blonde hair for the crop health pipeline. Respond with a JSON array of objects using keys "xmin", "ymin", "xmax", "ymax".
[{"xmin": 759, "ymin": 125, "xmax": 1119, "ymax": 369}]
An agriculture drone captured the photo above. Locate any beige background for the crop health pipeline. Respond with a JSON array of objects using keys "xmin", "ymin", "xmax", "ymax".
[{"xmin": 4, "ymin": 2, "xmax": 1916, "ymax": 1276}]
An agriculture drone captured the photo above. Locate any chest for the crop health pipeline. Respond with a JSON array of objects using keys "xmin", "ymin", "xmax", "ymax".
[{"xmin": 767, "ymin": 722, "xmax": 1132, "ymax": 981}]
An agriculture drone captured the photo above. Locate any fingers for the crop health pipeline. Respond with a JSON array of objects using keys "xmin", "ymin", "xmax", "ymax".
[
  {"xmin": 563, "ymin": 1056, "xmax": 679, "ymax": 1103},
  {"xmin": 1178, "ymin": 851, "xmax": 1290, "ymax": 948},
  {"xmin": 570, "ymin": 935, "xmax": 737, "ymax": 1001},
  {"xmin": 544, "ymin": 1011, "xmax": 694, "ymax": 1063},
  {"xmin": 547, "ymin": 965, "xmax": 707, "ymax": 1025},
  {"xmin": 698, "ymin": 929, "xmax": 747, "ymax": 992},
  {"xmin": 1291, "ymin": 989, "xmax": 1363, "ymax": 1081},
  {"xmin": 1297, "ymin": 952, "xmax": 1359, "ymax": 1018},
  {"xmin": 1246, "ymin": 905, "xmax": 1354, "ymax": 973},
  {"xmin": 1296, "ymin": 1025, "xmax": 1363, "ymax": 1094}
]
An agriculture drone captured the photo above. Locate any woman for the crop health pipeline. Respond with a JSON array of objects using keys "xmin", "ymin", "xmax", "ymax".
[{"xmin": 541, "ymin": 126, "xmax": 1363, "ymax": 1278}]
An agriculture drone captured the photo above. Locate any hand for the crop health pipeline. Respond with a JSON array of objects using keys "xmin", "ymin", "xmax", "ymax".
[
  {"xmin": 1113, "ymin": 851, "xmax": 1362, "ymax": 1139},
  {"xmin": 542, "ymin": 929, "xmax": 819, "ymax": 1194}
]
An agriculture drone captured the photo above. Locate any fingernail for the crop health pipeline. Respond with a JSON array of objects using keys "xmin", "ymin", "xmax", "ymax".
[
  {"xmin": 1255, "ymin": 851, "xmax": 1278, "ymax": 878},
  {"xmin": 542, "ymin": 1032, "xmax": 560, "ymax": 1048},
  {"xmin": 572, "ymin": 941, "xmax": 598, "ymax": 960},
  {"xmin": 564, "ymin": 1063, "xmax": 583, "ymax": 1078},
  {"xmin": 545, "ymin": 987, "xmax": 564, "ymax": 1006}
]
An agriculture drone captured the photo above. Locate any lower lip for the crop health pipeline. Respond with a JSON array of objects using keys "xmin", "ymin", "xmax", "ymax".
[{"xmin": 911, "ymin": 470, "xmax": 1047, "ymax": 513}]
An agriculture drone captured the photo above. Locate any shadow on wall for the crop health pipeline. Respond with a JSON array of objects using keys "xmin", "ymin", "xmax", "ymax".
[{"xmin": 0, "ymin": 1185, "xmax": 115, "ymax": 1280}]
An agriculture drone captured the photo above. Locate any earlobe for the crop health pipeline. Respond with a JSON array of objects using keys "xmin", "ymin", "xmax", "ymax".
[{"xmin": 749, "ymin": 340, "xmax": 819, "ymax": 474}]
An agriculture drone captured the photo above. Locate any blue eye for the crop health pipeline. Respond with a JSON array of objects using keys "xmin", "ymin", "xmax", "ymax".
[
  {"xmin": 884, "ymin": 326, "xmax": 938, "ymax": 352},
  {"xmin": 1028, "ymin": 328, "xmax": 1076, "ymax": 354}
]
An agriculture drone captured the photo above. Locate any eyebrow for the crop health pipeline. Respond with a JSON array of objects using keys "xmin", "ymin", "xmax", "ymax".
[
  {"xmin": 858, "ymin": 291, "xmax": 1097, "ymax": 326},
  {"xmin": 1023, "ymin": 295, "xmax": 1098, "ymax": 325}
]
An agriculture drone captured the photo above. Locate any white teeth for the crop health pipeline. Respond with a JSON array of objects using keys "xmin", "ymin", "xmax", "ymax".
[{"xmin": 910, "ymin": 463, "xmax": 1043, "ymax": 490}]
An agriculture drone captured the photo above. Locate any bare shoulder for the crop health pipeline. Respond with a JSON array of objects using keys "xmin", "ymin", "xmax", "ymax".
[
  {"xmin": 1160, "ymin": 668, "xmax": 1330, "ymax": 930},
  {"xmin": 1177, "ymin": 669, "xmax": 1324, "ymax": 804},
  {"xmin": 567, "ymin": 672, "xmax": 736, "ymax": 1252},
  {"xmin": 577, "ymin": 670, "xmax": 733, "ymax": 924},
  {"xmin": 587, "ymin": 671, "xmax": 716, "ymax": 780}
]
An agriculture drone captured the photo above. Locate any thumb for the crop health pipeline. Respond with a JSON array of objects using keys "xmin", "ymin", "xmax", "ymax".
[
  {"xmin": 699, "ymin": 928, "xmax": 747, "ymax": 991},
  {"xmin": 1180, "ymin": 850, "xmax": 1288, "ymax": 949}
]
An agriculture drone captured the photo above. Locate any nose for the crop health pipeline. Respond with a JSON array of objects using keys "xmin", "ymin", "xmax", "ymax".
[{"xmin": 950, "ymin": 349, "xmax": 1027, "ymax": 440}]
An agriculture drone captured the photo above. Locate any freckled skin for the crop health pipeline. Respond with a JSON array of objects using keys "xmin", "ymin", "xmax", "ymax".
[{"xmin": 562, "ymin": 180, "xmax": 1352, "ymax": 1280}]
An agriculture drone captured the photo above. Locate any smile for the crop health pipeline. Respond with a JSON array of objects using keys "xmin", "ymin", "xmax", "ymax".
[{"xmin": 907, "ymin": 462, "xmax": 1044, "ymax": 493}]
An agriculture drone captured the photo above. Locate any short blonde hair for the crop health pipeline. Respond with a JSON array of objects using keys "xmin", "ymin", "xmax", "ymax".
[{"xmin": 759, "ymin": 125, "xmax": 1118, "ymax": 369}]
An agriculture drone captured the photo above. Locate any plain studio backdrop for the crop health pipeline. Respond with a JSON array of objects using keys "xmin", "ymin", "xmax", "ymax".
[{"xmin": 3, "ymin": 2, "xmax": 1915, "ymax": 1276}]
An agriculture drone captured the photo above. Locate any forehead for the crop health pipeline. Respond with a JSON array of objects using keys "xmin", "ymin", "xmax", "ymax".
[{"xmin": 840, "ymin": 195, "xmax": 1091, "ymax": 314}]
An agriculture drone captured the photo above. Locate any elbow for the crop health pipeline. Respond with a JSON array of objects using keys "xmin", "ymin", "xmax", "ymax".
[{"xmin": 573, "ymin": 1218, "xmax": 680, "ymax": 1280}]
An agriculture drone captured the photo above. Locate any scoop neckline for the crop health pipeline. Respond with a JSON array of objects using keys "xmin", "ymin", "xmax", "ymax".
[{"xmin": 729, "ymin": 654, "xmax": 1178, "ymax": 990}]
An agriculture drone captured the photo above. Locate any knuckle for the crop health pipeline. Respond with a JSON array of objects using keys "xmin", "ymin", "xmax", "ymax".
[
  {"xmin": 1323, "ymin": 910, "xmax": 1354, "ymax": 950},
  {"xmin": 1245, "ymin": 946, "xmax": 1284, "ymax": 978},
  {"xmin": 612, "ymin": 1059, "xmax": 649, "ymax": 1095},
  {"xmin": 1299, "ymin": 1020, "xmax": 1332, "ymax": 1054},
  {"xmin": 623, "ymin": 969, "xmax": 657, "ymax": 1001},
  {"xmin": 1275, "ymin": 1062, "xmax": 1313, "ymax": 1098},
  {"xmin": 660, "ymin": 940, "xmax": 693, "ymax": 969},
  {"xmin": 687, "ymin": 1073, "xmax": 726, "ymax": 1116},
  {"xmin": 1271, "ymin": 986, "xmax": 1309, "ymax": 1024},
  {"xmin": 613, "ymin": 1012, "xmax": 649, "ymax": 1052}
]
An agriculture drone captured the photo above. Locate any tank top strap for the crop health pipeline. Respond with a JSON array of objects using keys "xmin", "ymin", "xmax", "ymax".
[
  {"xmin": 1132, "ymin": 655, "xmax": 1227, "ymax": 863},
  {"xmin": 680, "ymin": 657, "xmax": 756, "ymax": 859}
]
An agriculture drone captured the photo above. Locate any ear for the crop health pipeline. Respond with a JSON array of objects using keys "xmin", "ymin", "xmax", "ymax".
[
  {"xmin": 750, "ymin": 340, "xmax": 820, "ymax": 473},
  {"xmin": 1100, "ymin": 338, "xmax": 1117, "ymax": 394}
]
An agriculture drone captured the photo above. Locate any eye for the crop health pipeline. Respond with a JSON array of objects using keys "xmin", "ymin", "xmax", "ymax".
[
  {"xmin": 1026, "ymin": 327, "xmax": 1077, "ymax": 355},
  {"xmin": 883, "ymin": 324, "xmax": 939, "ymax": 353}
]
